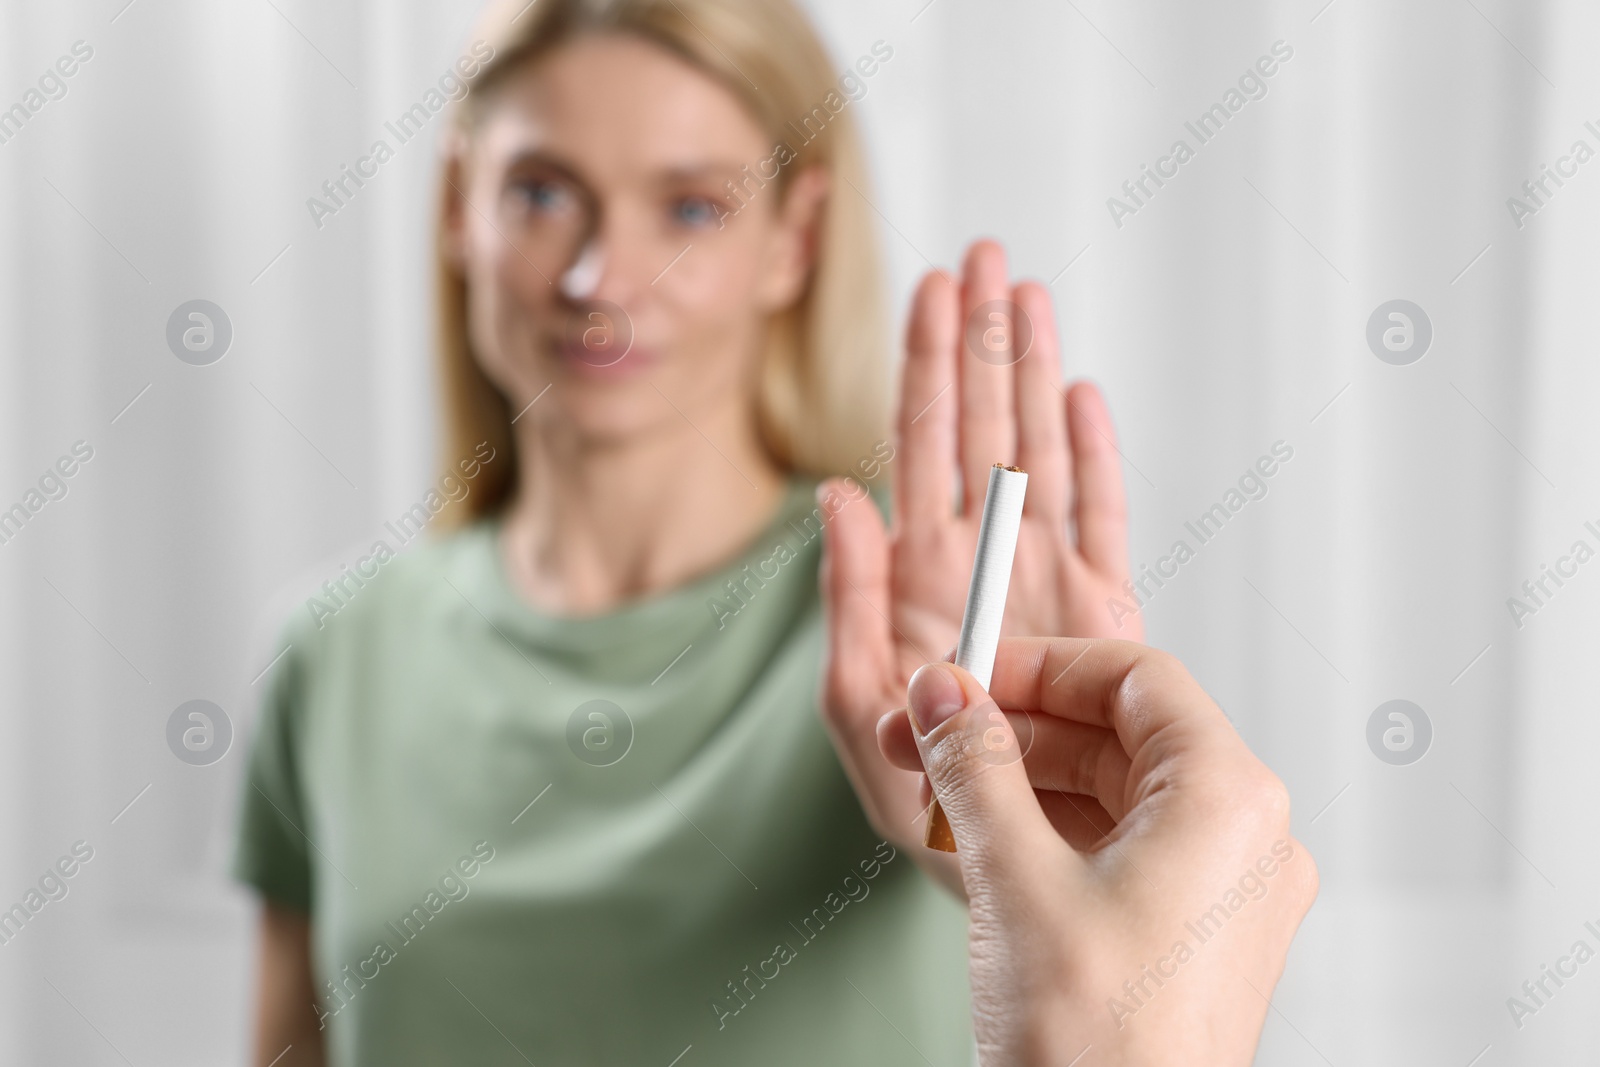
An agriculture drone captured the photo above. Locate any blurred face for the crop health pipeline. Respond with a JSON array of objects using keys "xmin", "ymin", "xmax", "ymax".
[{"xmin": 448, "ymin": 33, "xmax": 824, "ymax": 443}]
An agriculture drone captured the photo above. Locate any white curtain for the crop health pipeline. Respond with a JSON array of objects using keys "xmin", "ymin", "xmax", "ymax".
[{"xmin": 2, "ymin": 0, "xmax": 1595, "ymax": 1062}]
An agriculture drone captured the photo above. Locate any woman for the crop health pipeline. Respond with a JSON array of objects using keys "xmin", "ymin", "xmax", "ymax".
[{"xmin": 234, "ymin": 0, "xmax": 1139, "ymax": 1063}]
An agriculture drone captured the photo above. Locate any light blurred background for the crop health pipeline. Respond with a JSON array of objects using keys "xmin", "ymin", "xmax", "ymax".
[{"xmin": 2, "ymin": 0, "xmax": 1598, "ymax": 1063}]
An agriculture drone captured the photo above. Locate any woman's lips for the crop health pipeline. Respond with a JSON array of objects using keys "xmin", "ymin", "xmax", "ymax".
[
  {"xmin": 554, "ymin": 301, "xmax": 653, "ymax": 379},
  {"xmin": 554, "ymin": 339, "xmax": 657, "ymax": 379}
]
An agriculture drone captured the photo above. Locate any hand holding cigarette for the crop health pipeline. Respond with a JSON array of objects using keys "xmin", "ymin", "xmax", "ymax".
[
  {"xmin": 925, "ymin": 462, "xmax": 1028, "ymax": 851},
  {"xmin": 878, "ymin": 638, "xmax": 1319, "ymax": 1065},
  {"xmin": 817, "ymin": 240, "xmax": 1142, "ymax": 897}
]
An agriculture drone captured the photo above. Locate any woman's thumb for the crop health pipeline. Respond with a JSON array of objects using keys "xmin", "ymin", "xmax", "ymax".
[{"xmin": 907, "ymin": 662, "xmax": 1051, "ymax": 863}]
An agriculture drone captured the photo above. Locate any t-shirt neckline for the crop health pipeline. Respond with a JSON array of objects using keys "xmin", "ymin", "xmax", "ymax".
[{"xmin": 458, "ymin": 475, "xmax": 818, "ymax": 645}]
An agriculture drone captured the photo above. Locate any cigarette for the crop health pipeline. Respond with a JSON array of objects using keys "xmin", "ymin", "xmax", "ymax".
[{"xmin": 924, "ymin": 463, "xmax": 1028, "ymax": 852}]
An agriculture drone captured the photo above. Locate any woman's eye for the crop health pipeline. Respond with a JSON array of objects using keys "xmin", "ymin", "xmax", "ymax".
[
  {"xmin": 671, "ymin": 196, "xmax": 724, "ymax": 229},
  {"xmin": 513, "ymin": 179, "xmax": 574, "ymax": 215}
]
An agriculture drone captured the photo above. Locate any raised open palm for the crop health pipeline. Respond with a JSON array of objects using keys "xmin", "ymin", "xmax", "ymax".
[{"xmin": 817, "ymin": 240, "xmax": 1141, "ymax": 894}]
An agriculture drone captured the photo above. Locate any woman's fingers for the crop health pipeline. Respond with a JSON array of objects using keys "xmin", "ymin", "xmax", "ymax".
[
  {"xmin": 898, "ymin": 245, "xmax": 1070, "ymax": 526},
  {"xmin": 893, "ymin": 271, "xmax": 960, "ymax": 530},
  {"xmin": 958, "ymin": 241, "xmax": 1018, "ymax": 513},
  {"xmin": 817, "ymin": 478, "xmax": 895, "ymax": 722},
  {"xmin": 1064, "ymin": 381, "xmax": 1130, "ymax": 578},
  {"xmin": 1011, "ymin": 281, "xmax": 1070, "ymax": 525},
  {"xmin": 818, "ymin": 478, "xmax": 967, "ymax": 896}
]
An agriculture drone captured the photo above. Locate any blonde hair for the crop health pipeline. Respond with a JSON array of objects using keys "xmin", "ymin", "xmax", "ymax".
[{"xmin": 434, "ymin": 0, "xmax": 890, "ymax": 528}]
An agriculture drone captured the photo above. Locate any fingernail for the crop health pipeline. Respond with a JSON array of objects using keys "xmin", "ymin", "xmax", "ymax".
[{"xmin": 908, "ymin": 663, "xmax": 967, "ymax": 733}]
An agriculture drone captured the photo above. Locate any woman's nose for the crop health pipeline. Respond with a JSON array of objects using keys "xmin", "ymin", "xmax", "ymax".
[
  {"xmin": 556, "ymin": 212, "xmax": 658, "ymax": 308},
  {"xmin": 559, "ymin": 238, "xmax": 604, "ymax": 300}
]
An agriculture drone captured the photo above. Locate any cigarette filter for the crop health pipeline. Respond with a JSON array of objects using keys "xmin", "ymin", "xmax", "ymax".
[{"xmin": 925, "ymin": 463, "xmax": 1028, "ymax": 852}]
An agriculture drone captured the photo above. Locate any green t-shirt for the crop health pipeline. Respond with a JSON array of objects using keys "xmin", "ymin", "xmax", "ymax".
[{"xmin": 234, "ymin": 476, "xmax": 975, "ymax": 1066}]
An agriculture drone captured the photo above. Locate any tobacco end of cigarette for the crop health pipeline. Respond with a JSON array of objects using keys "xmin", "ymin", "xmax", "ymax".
[
  {"xmin": 922, "ymin": 798, "xmax": 957, "ymax": 852},
  {"xmin": 993, "ymin": 463, "xmax": 1026, "ymax": 473}
]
